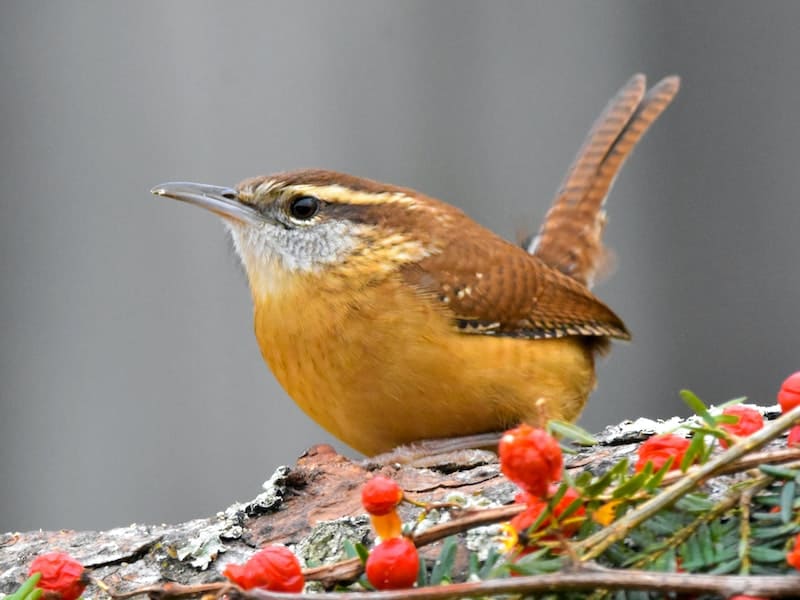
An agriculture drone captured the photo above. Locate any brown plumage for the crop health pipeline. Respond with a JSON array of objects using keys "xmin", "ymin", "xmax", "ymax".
[
  {"xmin": 400, "ymin": 224, "xmax": 629, "ymax": 341},
  {"xmin": 532, "ymin": 74, "xmax": 680, "ymax": 287}
]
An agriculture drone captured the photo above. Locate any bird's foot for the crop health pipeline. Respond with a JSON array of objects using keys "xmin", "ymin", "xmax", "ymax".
[{"xmin": 362, "ymin": 432, "xmax": 503, "ymax": 468}]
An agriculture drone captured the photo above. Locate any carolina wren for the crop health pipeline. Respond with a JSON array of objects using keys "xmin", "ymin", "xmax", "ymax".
[{"xmin": 152, "ymin": 74, "xmax": 678, "ymax": 456}]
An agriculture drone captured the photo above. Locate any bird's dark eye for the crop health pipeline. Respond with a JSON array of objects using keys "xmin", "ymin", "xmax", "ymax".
[{"xmin": 289, "ymin": 195, "xmax": 320, "ymax": 220}]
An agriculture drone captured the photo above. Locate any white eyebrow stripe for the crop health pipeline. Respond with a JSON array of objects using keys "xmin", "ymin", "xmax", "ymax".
[{"xmin": 278, "ymin": 183, "xmax": 415, "ymax": 206}]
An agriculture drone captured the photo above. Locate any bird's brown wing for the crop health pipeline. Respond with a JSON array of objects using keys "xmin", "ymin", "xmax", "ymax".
[
  {"xmin": 400, "ymin": 231, "xmax": 629, "ymax": 341},
  {"xmin": 530, "ymin": 74, "xmax": 680, "ymax": 287}
]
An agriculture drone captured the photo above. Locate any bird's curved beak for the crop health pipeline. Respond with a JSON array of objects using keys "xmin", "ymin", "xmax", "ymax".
[{"xmin": 151, "ymin": 182, "xmax": 263, "ymax": 226}]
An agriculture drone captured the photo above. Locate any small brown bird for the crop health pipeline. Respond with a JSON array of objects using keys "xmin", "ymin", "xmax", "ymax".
[{"xmin": 153, "ymin": 74, "xmax": 679, "ymax": 456}]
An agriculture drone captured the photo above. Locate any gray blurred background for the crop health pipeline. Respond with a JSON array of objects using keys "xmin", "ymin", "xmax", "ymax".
[{"xmin": 2, "ymin": 1, "xmax": 799, "ymax": 533}]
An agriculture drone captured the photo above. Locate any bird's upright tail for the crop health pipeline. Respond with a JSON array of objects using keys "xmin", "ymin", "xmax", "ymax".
[{"xmin": 527, "ymin": 74, "xmax": 680, "ymax": 288}]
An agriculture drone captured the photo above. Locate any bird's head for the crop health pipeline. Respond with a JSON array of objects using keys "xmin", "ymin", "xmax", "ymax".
[{"xmin": 152, "ymin": 169, "xmax": 461, "ymax": 296}]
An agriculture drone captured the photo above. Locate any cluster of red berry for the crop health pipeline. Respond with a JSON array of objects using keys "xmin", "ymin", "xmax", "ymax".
[
  {"xmin": 498, "ymin": 424, "xmax": 586, "ymax": 552},
  {"xmin": 360, "ymin": 476, "xmax": 419, "ymax": 590}
]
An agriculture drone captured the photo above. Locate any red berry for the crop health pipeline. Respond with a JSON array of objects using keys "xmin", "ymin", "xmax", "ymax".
[
  {"xmin": 778, "ymin": 372, "xmax": 800, "ymax": 414},
  {"xmin": 788, "ymin": 425, "xmax": 800, "ymax": 447},
  {"xmin": 361, "ymin": 476, "xmax": 403, "ymax": 516},
  {"xmin": 28, "ymin": 552, "xmax": 86, "ymax": 600},
  {"xmin": 635, "ymin": 434, "xmax": 692, "ymax": 473},
  {"xmin": 365, "ymin": 537, "xmax": 419, "ymax": 590},
  {"xmin": 223, "ymin": 545, "xmax": 304, "ymax": 593},
  {"xmin": 499, "ymin": 425, "xmax": 563, "ymax": 497},
  {"xmin": 788, "ymin": 533, "xmax": 800, "ymax": 570},
  {"xmin": 719, "ymin": 405, "xmax": 764, "ymax": 448},
  {"xmin": 510, "ymin": 486, "xmax": 585, "ymax": 539}
]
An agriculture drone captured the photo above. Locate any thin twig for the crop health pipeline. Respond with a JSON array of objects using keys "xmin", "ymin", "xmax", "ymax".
[
  {"xmin": 739, "ymin": 475, "xmax": 761, "ymax": 575},
  {"xmin": 660, "ymin": 446, "xmax": 800, "ymax": 485},
  {"xmin": 575, "ymin": 404, "xmax": 800, "ymax": 561},
  {"xmin": 238, "ymin": 568, "xmax": 800, "ymax": 599},
  {"xmin": 301, "ymin": 557, "xmax": 361, "ymax": 586},
  {"xmin": 107, "ymin": 568, "xmax": 800, "ymax": 600},
  {"xmin": 109, "ymin": 582, "xmax": 230, "ymax": 600},
  {"xmin": 411, "ymin": 504, "xmax": 524, "ymax": 546}
]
